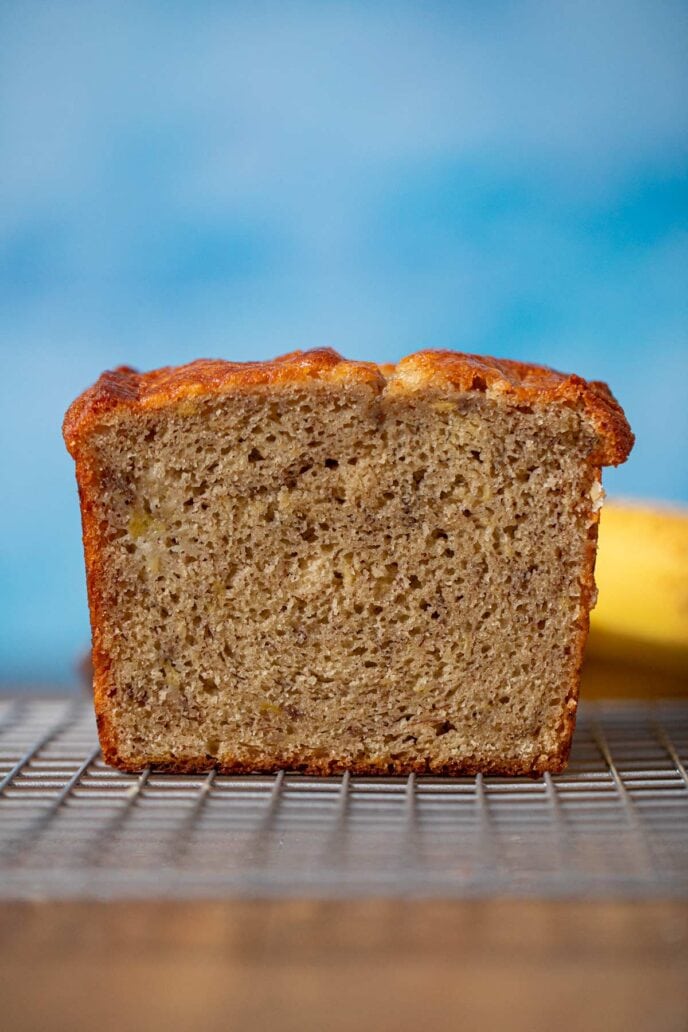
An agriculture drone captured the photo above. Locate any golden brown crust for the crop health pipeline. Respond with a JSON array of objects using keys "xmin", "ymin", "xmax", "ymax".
[
  {"xmin": 391, "ymin": 351, "xmax": 634, "ymax": 467},
  {"xmin": 100, "ymin": 744, "xmax": 569, "ymax": 778},
  {"xmin": 64, "ymin": 347, "xmax": 633, "ymax": 468},
  {"xmin": 74, "ymin": 445, "xmax": 117, "ymax": 760},
  {"xmin": 63, "ymin": 349, "xmax": 384, "ymax": 458},
  {"xmin": 554, "ymin": 476, "xmax": 600, "ymax": 771}
]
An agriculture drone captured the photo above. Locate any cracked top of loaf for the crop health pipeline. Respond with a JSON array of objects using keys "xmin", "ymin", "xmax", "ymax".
[{"xmin": 63, "ymin": 347, "xmax": 633, "ymax": 467}]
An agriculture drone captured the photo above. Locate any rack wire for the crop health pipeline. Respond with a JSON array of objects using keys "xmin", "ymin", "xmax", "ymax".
[{"xmin": 0, "ymin": 696, "xmax": 686, "ymax": 899}]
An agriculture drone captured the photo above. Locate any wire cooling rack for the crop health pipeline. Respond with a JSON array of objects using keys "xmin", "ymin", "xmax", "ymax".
[{"xmin": 0, "ymin": 696, "xmax": 686, "ymax": 900}]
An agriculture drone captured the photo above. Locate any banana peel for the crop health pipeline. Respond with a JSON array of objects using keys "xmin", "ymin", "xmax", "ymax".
[{"xmin": 587, "ymin": 499, "xmax": 688, "ymax": 676}]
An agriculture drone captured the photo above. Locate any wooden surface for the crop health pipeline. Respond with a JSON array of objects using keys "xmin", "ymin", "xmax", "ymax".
[{"xmin": 1, "ymin": 899, "xmax": 687, "ymax": 1032}]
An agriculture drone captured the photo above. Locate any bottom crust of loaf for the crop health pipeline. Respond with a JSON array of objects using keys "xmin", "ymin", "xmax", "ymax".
[{"xmin": 99, "ymin": 740, "xmax": 573, "ymax": 778}]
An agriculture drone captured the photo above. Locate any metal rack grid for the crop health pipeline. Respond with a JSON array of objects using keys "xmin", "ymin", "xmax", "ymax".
[{"xmin": 1, "ymin": 696, "xmax": 687, "ymax": 899}]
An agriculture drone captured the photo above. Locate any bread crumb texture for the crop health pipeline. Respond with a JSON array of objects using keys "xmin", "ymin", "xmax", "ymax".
[{"xmin": 64, "ymin": 348, "xmax": 633, "ymax": 775}]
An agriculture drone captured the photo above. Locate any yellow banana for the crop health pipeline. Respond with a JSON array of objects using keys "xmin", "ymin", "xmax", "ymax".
[{"xmin": 588, "ymin": 499, "xmax": 688, "ymax": 673}]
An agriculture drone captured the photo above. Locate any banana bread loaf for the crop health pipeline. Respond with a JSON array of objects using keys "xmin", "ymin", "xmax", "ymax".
[{"xmin": 63, "ymin": 348, "xmax": 633, "ymax": 775}]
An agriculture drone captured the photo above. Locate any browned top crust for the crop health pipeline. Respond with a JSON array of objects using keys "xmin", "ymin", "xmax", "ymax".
[
  {"xmin": 390, "ymin": 350, "xmax": 633, "ymax": 465},
  {"xmin": 63, "ymin": 349, "xmax": 383, "ymax": 457},
  {"xmin": 63, "ymin": 347, "xmax": 633, "ymax": 467}
]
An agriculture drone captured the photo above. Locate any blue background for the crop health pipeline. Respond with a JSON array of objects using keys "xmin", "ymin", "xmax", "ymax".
[{"xmin": 1, "ymin": 1, "xmax": 686, "ymax": 684}]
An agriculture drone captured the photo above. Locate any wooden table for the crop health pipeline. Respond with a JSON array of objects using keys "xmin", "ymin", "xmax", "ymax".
[{"xmin": 2, "ymin": 899, "xmax": 687, "ymax": 1032}]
